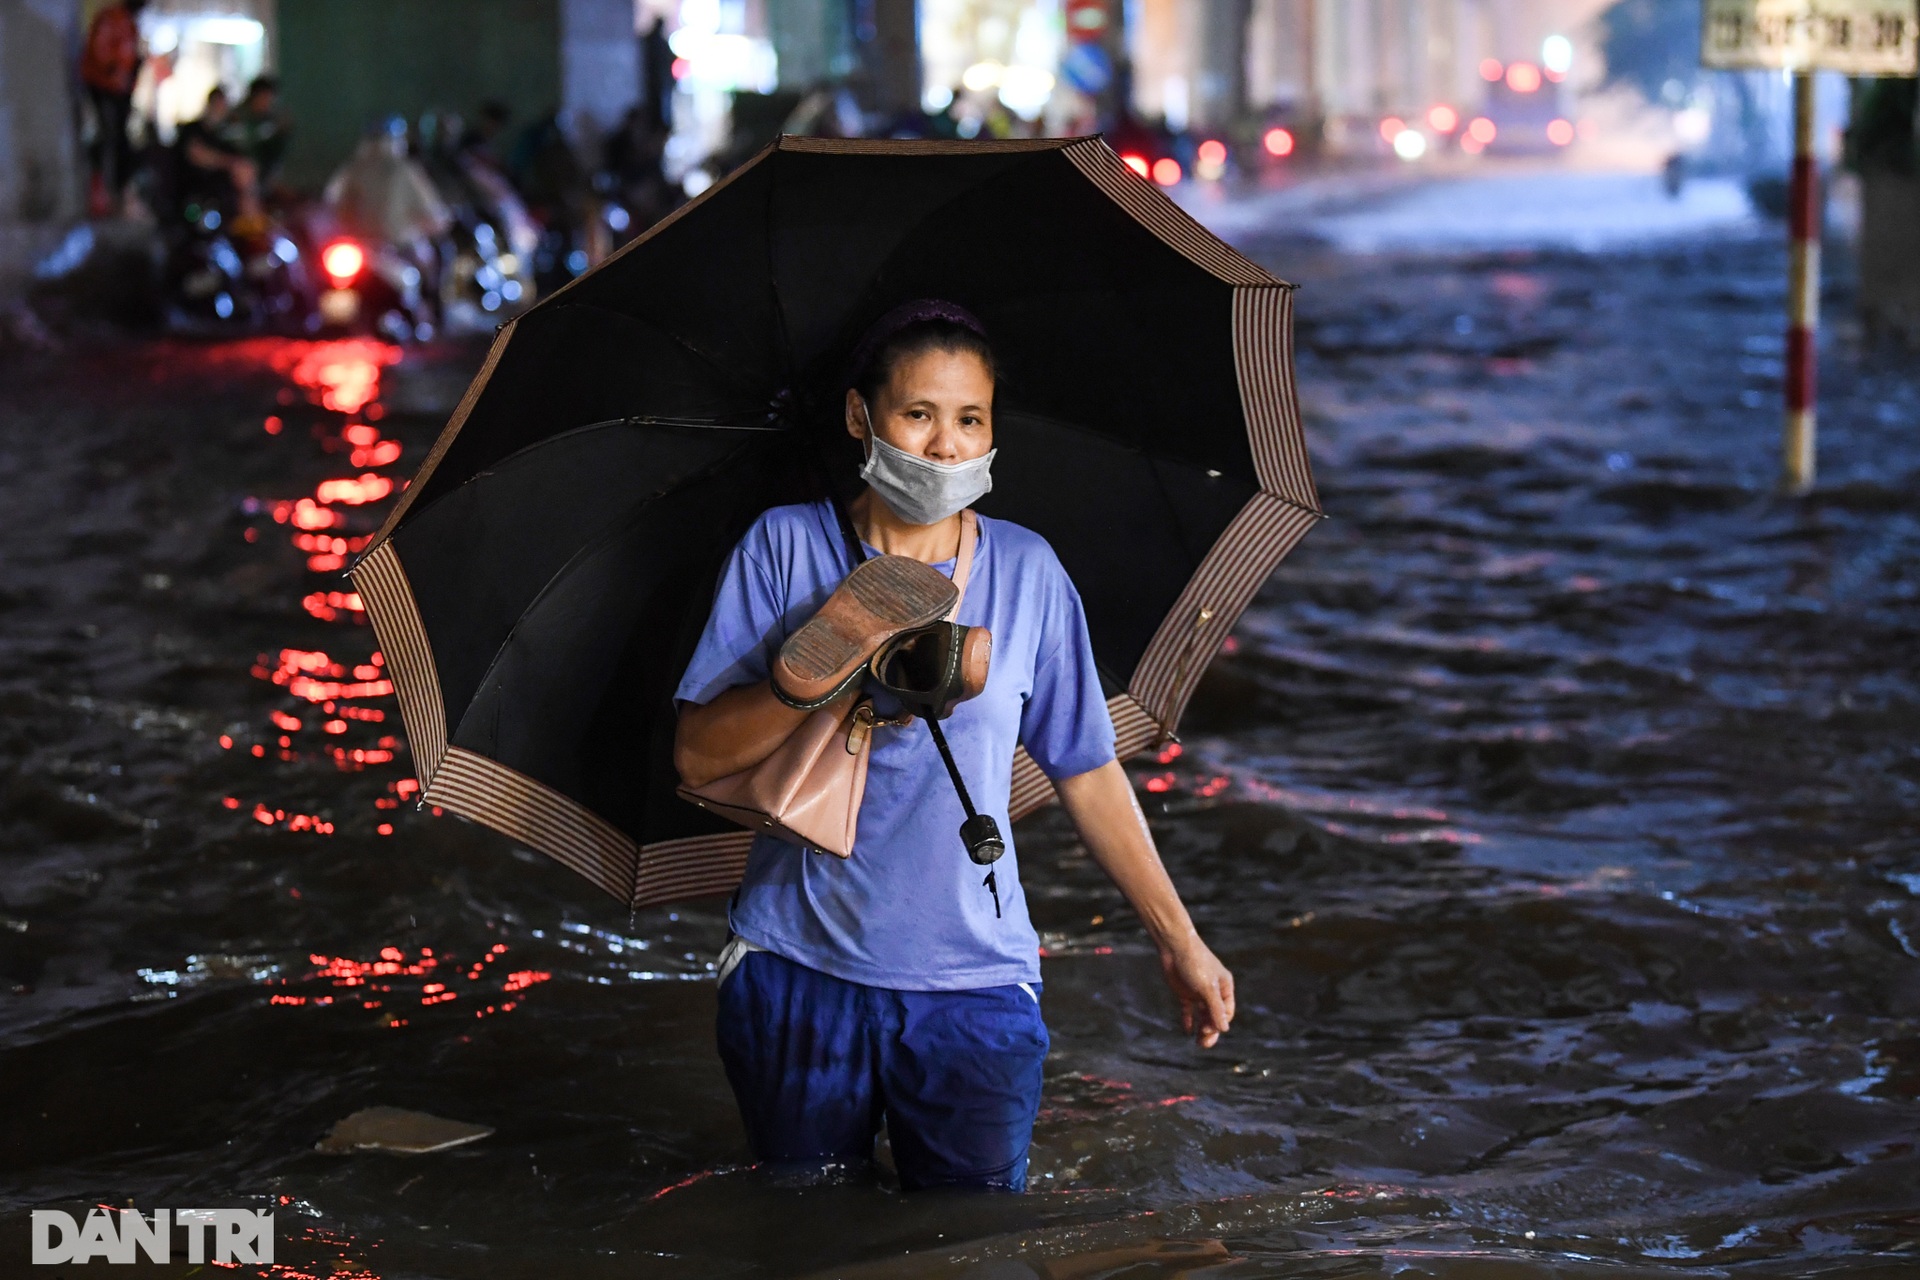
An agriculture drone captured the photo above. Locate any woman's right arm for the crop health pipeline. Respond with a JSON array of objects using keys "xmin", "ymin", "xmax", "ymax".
[{"xmin": 673, "ymin": 681, "xmax": 846, "ymax": 789}]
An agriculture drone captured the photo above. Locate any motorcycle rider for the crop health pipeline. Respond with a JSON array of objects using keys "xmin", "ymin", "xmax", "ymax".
[
  {"xmin": 457, "ymin": 100, "xmax": 513, "ymax": 171},
  {"xmin": 601, "ymin": 104, "xmax": 674, "ymax": 232},
  {"xmin": 322, "ymin": 119, "xmax": 454, "ymax": 326},
  {"xmin": 224, "ymin": 75, "xmax": 292, "ymax": 193},
  {"xmin": 324, "ymin": 120, "xmax": 452, "ymax": 250},
  {"xmin": 177, "ymin": 87, "xmax": 264, "ymax": 227}
]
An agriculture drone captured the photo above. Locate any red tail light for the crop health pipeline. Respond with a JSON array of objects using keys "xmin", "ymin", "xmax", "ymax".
[{"xmin": 321, "ymin": 241, "xmax": 366, "ymax": 286}]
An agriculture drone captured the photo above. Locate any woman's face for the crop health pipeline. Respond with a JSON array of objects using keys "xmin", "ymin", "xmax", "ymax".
[{"xmin": 846, "ymin": 347, "xmax": 994, "ymax": 464}]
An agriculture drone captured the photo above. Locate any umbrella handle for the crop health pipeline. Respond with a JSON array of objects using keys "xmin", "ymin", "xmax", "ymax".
[{"xmin": 926, "ymin": 716, "xmax": 1004, "ymax": 867}]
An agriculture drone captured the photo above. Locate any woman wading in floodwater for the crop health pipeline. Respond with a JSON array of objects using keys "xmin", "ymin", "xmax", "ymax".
[{"xmin": 673, "ymin": 302, "xmax": 1233, "ymax": 1191}]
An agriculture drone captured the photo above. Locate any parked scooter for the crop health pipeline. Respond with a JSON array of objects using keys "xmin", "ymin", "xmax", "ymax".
[
  {"xmin": 422, "ymin": 121, "xmax": 541, "ymax": 331},
  {"xmin": 165, "ymin": 203, "xmax": 313, "ymax": 331},
  {"xmin": 147, "ymin": 142, "xmax": 314, "ymax": 333}
]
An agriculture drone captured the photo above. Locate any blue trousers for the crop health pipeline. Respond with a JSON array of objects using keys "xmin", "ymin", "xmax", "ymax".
[{"xmin": 715, "ymin": 948, "xmax": 1048, "ymax": 1191}]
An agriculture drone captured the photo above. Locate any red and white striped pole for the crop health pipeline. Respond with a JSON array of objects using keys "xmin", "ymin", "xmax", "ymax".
[{"xmin": 1783, "ymin": 69, "xmax": 1819, "ymax": 495}]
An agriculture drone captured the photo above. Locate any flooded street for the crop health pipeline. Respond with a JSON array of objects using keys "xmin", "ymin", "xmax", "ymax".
[{"xmin": 4, "ymin": 176, "xmax": 1919, "ymax": 1277}]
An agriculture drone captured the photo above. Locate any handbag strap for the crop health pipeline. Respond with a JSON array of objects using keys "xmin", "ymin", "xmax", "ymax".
[
  {"xmin": 945, "ymin": 509, "xmax": 977, "ymax": 619},
  {"xmin": 829, "ymin": 499, "xmax": 998, "ymax": 913}
]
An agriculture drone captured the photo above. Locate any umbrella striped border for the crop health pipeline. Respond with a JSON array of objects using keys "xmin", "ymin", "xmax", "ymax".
[
  {"xmin": 352, "ymin": 134, "xmax": 1323, "ymax": 909},
  {"xmin": 1060, "ymin": 139, "xmax": 1282, "ymax": 287},
  {"xmin": 425, "ymin": 746, "xmax": 639, "ymax": 901},
  {"xmin": 353, "ymin": 541, "xmax": 447, "ymax": 780}
]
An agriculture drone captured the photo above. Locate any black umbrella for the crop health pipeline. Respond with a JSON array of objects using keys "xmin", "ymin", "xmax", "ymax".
[{"xmin": 351, "ymin": 136, "xmax": 1321, "ymax": 909}]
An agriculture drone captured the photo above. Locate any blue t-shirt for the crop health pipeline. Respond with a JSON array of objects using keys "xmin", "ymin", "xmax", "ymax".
[{"xmin": 675, "ymin": 499, "xmax": 1117, "ymax": 990}]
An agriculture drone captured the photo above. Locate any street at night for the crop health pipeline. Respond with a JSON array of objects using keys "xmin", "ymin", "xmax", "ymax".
[{"xmin": 4, "ymin": 163, "xmax": 1919, "ymax": 1275}]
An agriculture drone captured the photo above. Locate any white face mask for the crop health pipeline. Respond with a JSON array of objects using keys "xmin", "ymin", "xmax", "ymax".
[{"xmin": 858, "ymin": 401, "xmax": 996, "ymax": 527}]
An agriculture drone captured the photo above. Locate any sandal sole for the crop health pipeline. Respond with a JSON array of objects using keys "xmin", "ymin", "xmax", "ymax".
[{"xmin": 776, "ymin": 556, "xmax": 958, "ymax": 703}]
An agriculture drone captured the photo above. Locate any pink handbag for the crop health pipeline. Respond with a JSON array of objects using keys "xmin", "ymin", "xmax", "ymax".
[{"xmin": 679, "ymin": 510, "xmax": 978, "ymax": 857}]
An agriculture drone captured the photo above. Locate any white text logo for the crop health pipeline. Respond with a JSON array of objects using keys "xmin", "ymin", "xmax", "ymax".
[{"xmin": 31, "ymin": 1209, "xmax": 273, "ymax": 1265}]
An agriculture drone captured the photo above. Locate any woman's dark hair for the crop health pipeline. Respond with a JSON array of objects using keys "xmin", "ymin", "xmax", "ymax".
[{"xmin": 847, "ymin": 301, "xmax": 997, "ymax": 408}]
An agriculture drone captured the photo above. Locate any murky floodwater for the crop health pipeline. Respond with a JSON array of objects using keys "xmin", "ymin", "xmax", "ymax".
[{"xmin": 3, "ymin": 210, "xmax": 1918, "ymax": 1278}]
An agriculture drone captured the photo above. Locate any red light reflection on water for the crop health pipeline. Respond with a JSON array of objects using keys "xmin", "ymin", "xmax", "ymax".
[
  {"xmin": 649, "ymin": 1165, "xmax": 753, "ymax": 1201},
  {"xmin": 1040, "ymin": 1072, "xmax": 1200, "ymax": 1124},
  {"xmin": 301, "ymin": 591, "xmax": 367, "ymax": 623},
  {"xmin": 227, "ymin": 340, "xmax": 422, "ymax": 841},
  {"xmin": 316, "ymin": 474, "xmax": 394, "ymax": 505},
  {"xmin": 260, "ymin": 943, "xmax": 552, "ymax": 1025},
  {"xmin": 252, "ymin": 648, "xmax": 391, "ymax": 700},
  {"xmin": 274, "ymin": 339, "xmax": 400, "ymax": 414},
  {"xmin": 271, "ymin": 498, "xmax": 341, "ymax": 530}
]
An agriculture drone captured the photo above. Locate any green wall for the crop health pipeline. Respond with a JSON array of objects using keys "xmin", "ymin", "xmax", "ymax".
[{"xmin": 278, "ymin": 0, "xmax": 561, "ymax": 188}]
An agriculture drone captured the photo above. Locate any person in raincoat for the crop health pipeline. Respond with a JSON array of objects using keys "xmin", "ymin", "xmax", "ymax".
[
  {"xmin": 323, "ymin": 122, "xmax": 453, "ymax": 256},
  {"xmin": 674, "ymin": 301, "xmax": 1234, "ymax": 1192}
]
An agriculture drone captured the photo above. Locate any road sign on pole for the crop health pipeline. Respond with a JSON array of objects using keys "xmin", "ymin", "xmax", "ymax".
[
  {"xmin": 1701, "ymin": 1, "xmax": 1919, "ymax": 494},
  {"xmin": 1703, "ymin": 0, "xmax": 1919, "ymax": 73},
  {"xmin": 1065, "ymin": 0, "xmax": 1110, "ymax": 43}
]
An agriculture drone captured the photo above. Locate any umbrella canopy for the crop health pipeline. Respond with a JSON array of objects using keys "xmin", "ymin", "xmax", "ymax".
[{"xmin": 351, "ymin": 136, "xmax": 1321, "ymax": 909}]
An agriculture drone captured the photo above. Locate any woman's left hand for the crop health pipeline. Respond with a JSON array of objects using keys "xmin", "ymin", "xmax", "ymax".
[{"xmin": 1160, "ymin": 936, "xmax": 1235, "ymax": 1048}]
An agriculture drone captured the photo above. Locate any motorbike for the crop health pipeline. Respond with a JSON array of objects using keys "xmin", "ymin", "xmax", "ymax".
[
  {"xmin": 309, "ymin": 129, "xmax": 453, "ymax": 342},
  {"xmin": 431, "ymin": 152, "xmax": 540, "ymax": 333},
  {"xmin": 158, "ymin": 188, "xmax": 315, "ymax": 332},
  {"xmin": 307, "ymin": 229, "xmax": 435, "ymax": 343}
]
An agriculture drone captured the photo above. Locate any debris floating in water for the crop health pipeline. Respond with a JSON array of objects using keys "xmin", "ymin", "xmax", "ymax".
[{"xmin": 315, "ymin": 1107, "xmax": 494, "ymax": 1156}]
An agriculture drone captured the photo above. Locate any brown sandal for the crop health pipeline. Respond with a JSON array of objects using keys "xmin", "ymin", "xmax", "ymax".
[
  {"xmin": 868, "ymin": 622, "xmax": 992, "ymax": 720},
  {"xmin": 770, "ymin": 555, "xmax": 958, "ymax": 710}
]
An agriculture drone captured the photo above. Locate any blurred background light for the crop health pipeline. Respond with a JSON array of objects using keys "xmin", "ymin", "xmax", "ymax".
[
  {"xmin": 1195, "ymin": 138, "xmax": 1227, "ymax": 180},
  {"xmin": 1542, "ymin": 35, "xmax": 1574, "ymax": 76},
  {"xmin": 997, "ymin": 65, "xmax": 1055, "ymax": 119},
  {"xmin": 1673, "ymin": 107, "xmax": 1713, "ymax": 146},
  {"xmin": 193, "ymin": 16, "xmax": 264, "ymax": 45},
  {"xmin": 665, "ymin": 30, "xmax": 778, "ymax": 93},
  {"xmin": 1506, "ymin": 62, "xmax": 1542, "ymax": 94},
  {"xmin": 961, "ymin": 60, "xmax": 1004, "ymax": 93}
]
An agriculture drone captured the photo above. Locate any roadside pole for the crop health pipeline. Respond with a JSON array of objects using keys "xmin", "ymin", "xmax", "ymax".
[
  {"xmin": 1784, "ymin": 69, "xmax": 1818, "ymax": 493},
  {"xmin": 1701, "ymin": 0, "xmax": 1919, "ymax": 494}
]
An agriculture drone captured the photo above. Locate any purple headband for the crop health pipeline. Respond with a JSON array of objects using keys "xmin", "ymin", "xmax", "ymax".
[{"xmin": 845, "ymin": 299, "xmax": 989, "ymax": 391}]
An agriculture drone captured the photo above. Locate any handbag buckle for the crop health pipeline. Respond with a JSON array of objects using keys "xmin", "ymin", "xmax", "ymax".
[{"xmin": 846, "ymin": 702, "xmax": 914, "ymax": 755}]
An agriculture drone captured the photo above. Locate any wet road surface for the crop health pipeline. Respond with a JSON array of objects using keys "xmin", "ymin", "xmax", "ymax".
[{"xmin": 2, "ymin": 189, "xmax": 1918, "ymax": 1277}]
